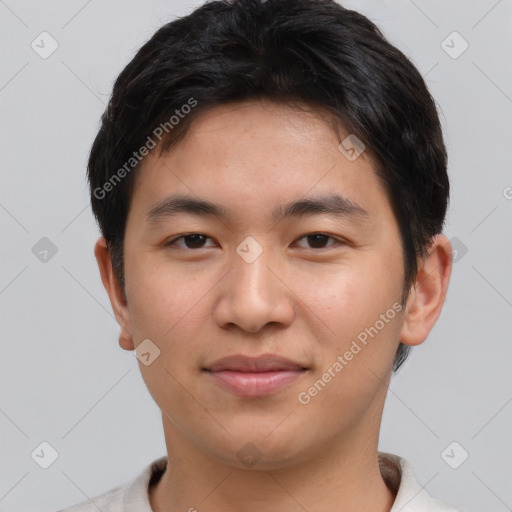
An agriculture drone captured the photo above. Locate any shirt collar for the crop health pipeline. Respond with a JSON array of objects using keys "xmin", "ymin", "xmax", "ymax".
[
  {"xmin": 123, "ymin": 452, "xmax": 457, "ymax": 512},
  {"xmin": 380, "ymin": 452, "xmax": 458, "ymax": 511}
]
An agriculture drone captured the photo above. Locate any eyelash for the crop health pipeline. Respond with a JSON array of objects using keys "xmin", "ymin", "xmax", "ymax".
[{"xmin": 164, "ymin": 233, "xmax": 345, "ymax": 250}]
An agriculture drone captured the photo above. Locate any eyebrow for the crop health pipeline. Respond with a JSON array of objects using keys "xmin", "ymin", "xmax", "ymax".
[{"xmin": 146, "ymin": 193, "xmax": 369, "ymax": 224}]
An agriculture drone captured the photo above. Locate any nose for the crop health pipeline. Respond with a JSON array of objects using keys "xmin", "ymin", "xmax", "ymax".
[{"xmin": 213, "ymin": 245, "xmax": 295, "ymax": 334}]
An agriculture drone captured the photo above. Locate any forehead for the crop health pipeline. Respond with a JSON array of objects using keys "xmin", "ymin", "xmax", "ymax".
[
  {"xmin": 128, "ymin": 99, "xmax": 393, "ymax": 227},
  {"xmin": 181, "ymin": 99, "xmax": 345, "ymax": 150}
]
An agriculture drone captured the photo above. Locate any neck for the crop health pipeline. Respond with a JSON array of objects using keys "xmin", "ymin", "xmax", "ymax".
[{"xmin": 149, "ymin": 420, "xmax": 396, "ymax": 512}]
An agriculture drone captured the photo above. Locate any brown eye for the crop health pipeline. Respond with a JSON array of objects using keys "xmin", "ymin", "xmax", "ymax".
[
  {"xmin": 295, "ymin": 233, "xmax": 338, "ymax": 249},
  {"xmin": 183, "ymin": 234, "xmax": 208, "ymax": 248},
  {"xmin": 166, "ymin": 234, "xmax": 215, "ymax": 249}
]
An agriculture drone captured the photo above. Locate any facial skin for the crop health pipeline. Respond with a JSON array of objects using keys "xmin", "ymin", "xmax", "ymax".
[{"xmin": 95, "ymin": 100, "xmax": 452, "ymax": 512}]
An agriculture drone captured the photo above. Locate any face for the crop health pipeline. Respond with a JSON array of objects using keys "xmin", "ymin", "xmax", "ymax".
[{"xmin": 116, "ymin": 100, "xmax": 410, "ymax": 468}]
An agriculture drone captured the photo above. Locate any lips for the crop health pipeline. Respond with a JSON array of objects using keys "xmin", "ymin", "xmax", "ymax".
[
  {"xmin": 203, "ymin": 354, "xmax": 307, "ymax": 397},
  {"xmin": 205, "ymin": 354, "xmax": 306, "ymax": 373}
]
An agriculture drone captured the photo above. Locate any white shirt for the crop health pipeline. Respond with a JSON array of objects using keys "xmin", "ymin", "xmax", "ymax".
[{"xmin": 58, "ymin": 452, "xmax": 461, "ymax": 511}]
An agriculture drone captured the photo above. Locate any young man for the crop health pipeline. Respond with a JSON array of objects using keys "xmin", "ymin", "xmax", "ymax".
[{"xmin": 60, "ymin": 0, "xmax": 457, "ymax": 510}]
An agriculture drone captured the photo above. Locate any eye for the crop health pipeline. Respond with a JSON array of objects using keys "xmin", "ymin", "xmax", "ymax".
[
  {"xmin": 294, "ymin": 233, "xmax": 341, "ymax": 249},
  {"xmin": 165, "ymin": 233, "xmax": 344, "ymax": 250},
  {"xmin": 165, "ymin": 233, "xmax": 216, "ymax": 249}
]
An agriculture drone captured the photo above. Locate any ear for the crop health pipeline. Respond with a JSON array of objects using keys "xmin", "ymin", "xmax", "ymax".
[
  {"xmin": 94, "ymin": 237, "xmax": 135, "ymax": 351},
  {"xmin": 399, "ymin": 234, "xmax": 453, "ymax": 346}
]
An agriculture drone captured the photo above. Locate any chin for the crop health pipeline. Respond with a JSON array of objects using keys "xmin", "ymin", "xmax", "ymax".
[{"xmin": 210, "ymin": 425, "xmax": 312, "ymax": 470}]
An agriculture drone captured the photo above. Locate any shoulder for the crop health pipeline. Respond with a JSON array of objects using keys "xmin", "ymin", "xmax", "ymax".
[
  {"xmin": 57, "ymin": 481, "xmax": 130, "ymax": 512},
  {"xmin": 56, "ymin": 456, "xmax": 167, "ymax": 512},
  {"xmin": 379, "ymin": 452, "xmax": 462, "ymax": 512}
]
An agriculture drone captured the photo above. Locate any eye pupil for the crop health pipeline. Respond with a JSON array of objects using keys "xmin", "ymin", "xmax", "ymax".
[
  {"xmin": 173, "ymin": 233, "xmax": 335, "ymax": 250},
  {"xmin": 308, "ymin": 234, "xmax": 329, "ymax": 248},
  {"xmin": 185, "ymin": 234, "xmax": 206, "ymax": 248}
]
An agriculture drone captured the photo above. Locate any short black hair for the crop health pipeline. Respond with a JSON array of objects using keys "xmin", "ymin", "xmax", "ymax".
[{"xmin": 88, "ymin": 0, "xmax": 449, "ymax": 372}]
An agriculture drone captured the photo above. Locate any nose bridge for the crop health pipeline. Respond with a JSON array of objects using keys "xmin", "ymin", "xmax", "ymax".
[
  {"xmin": 214, "ymin": 236, "xmax": 293, "ymax": 332},
  {"xmin": 232, "ymin": 238, "xmax": 276, "ymax": 304}
]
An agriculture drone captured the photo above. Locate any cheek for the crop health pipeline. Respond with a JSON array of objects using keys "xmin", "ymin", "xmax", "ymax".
[
  {"xmin": 297, "ymin": 253, "xmax": 403, "ymax": 334},
  {"xmin": 125, "ymin": 254, "xmax": 207, "ymax": 344},
  {"xmin": 300, "ymin": 259, "xmax": 405, "ymax": 398},
  {"xmin": 125, "ymin": 260, "xmax": 209, "ymax": 405},
  {"xmin": 301, "ymin": 280, "xmax": 403, "ymax": 424}
]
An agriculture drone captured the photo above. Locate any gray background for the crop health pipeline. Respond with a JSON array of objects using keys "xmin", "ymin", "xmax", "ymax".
[{"xmin": 1, "ymin": 0, "xmax": 511, "ymax": 511}]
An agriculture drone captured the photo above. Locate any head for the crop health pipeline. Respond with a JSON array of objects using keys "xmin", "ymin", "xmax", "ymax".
[{"xmin": 91, "ymin": 0, "xmax": 451, "ymax": 467}]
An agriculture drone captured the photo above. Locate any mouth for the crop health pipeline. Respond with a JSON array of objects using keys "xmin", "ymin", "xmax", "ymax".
[{"xmin": 203, "ymin": 354, "xmax": 308, "ymax": 397}]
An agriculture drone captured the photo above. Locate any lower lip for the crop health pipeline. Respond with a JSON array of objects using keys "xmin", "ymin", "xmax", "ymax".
[{"xmin": 206, "ymin": 370, "xmax": 305, "ymax": 397}]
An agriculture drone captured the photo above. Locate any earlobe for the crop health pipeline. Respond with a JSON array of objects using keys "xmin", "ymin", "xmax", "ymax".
[
  {"xmin": 399, "ymin": 234, "xmax": 453, "ymax": 347},
  {"xmin": 94, "ymin": 237, "xmax": 135, "ymax": 351},
  {"xmin": 119, "ymin": 326, "xmax": 135, "ymax": 351}
]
